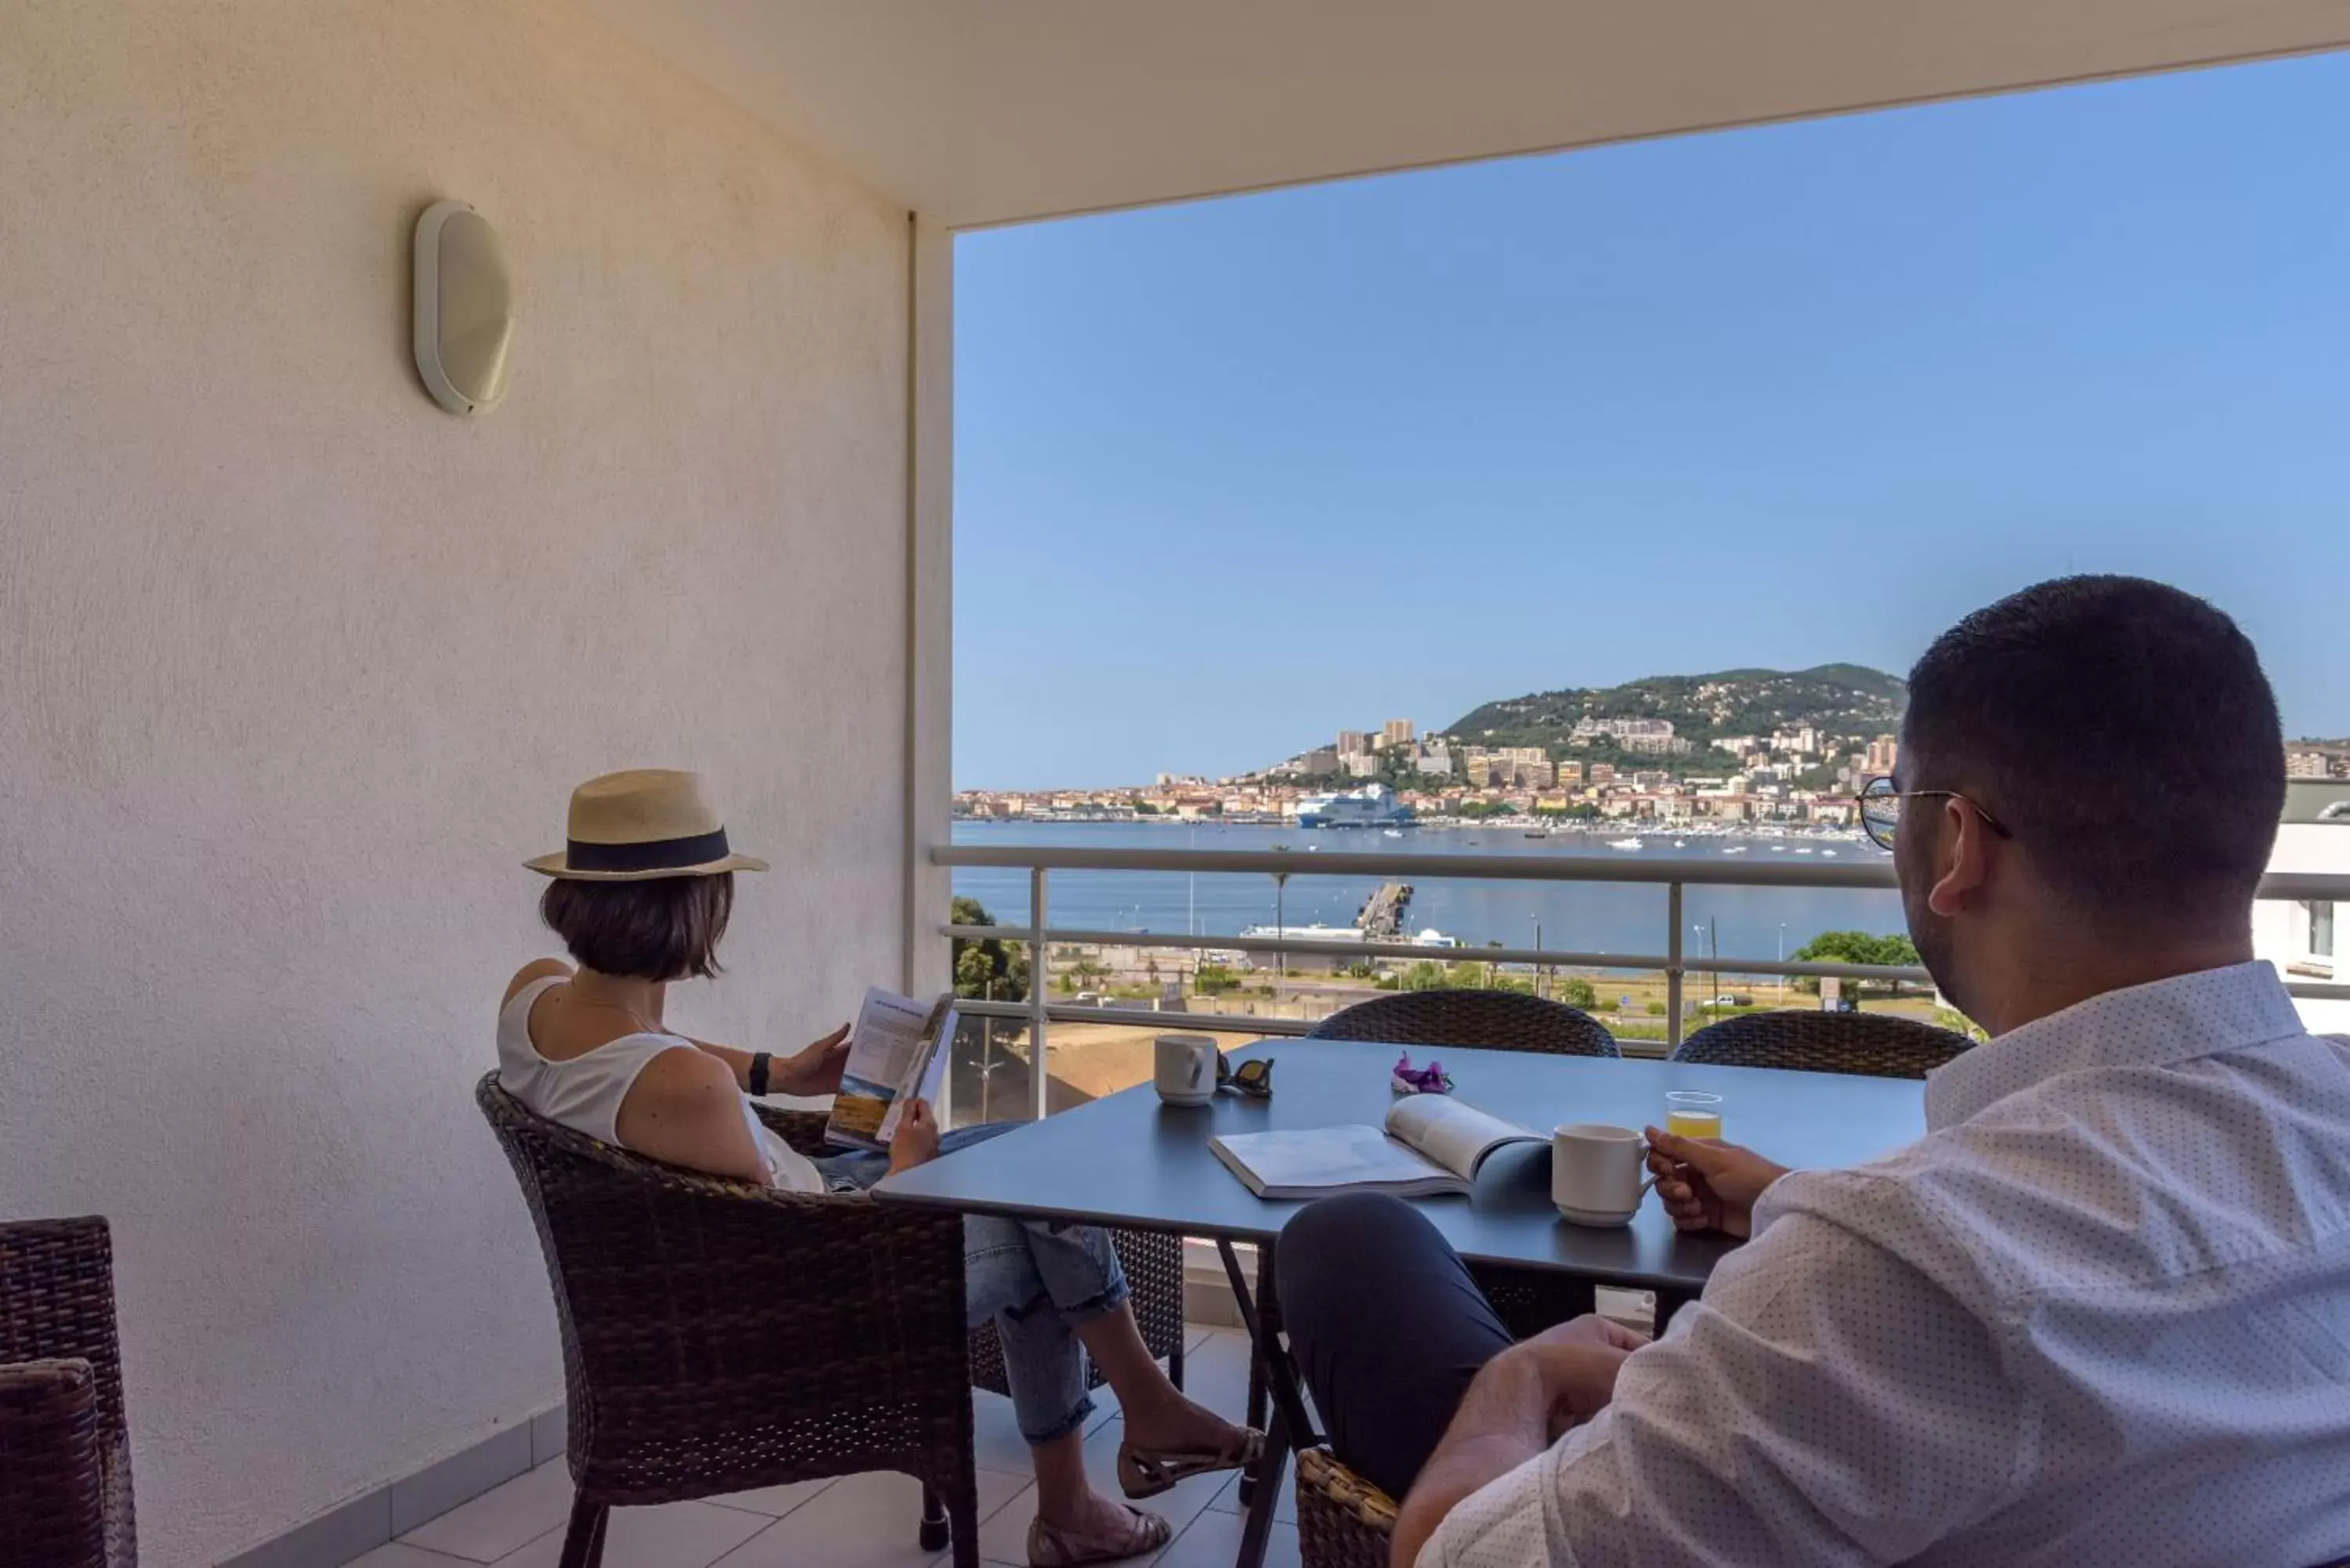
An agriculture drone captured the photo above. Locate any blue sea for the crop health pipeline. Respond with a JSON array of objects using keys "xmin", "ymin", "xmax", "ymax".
[{"xmin": 949, "ymin": 820, "xmax": 1905, "ymax": 970}]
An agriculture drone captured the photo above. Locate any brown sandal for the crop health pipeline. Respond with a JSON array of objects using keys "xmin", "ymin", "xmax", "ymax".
[
  {"xmin": 1116, "ymin": 1426, "xmax": 1265, "ymax": 1500},
  {"xmin": 1027, "ymin": 1503, "xmax": 1172, "ymax": 1566}
]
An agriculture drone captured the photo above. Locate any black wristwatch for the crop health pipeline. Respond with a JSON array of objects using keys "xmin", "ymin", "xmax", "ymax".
[{"xmin": 747, "ymin": 1052, "xmax": 773, "ymax": 1097}]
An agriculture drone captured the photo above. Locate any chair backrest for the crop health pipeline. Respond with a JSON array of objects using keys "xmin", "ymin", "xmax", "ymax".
[
  {"xmin": 0, "ymin": 1217, "xmax": 134, "ymax": 1568},
  {"xmin": 0, "ymin": 1361, "xmax": 106, "ymax": 1568},
  {"xmin": 1672, "ymin": 1010, "xmax": 1972, "ymax": 1079},
  {"xmin": 1307, "ymin": 989, "xmax": 1618, "ymax": 1057},
  {"xmin": 475, "ymin": 1074, "xmax": 967, "ymax": 1492}
]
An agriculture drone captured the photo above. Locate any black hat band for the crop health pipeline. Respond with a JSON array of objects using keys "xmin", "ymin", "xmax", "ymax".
[{"xmin": 566, "ymin": 827, "xmax": 732, "ymax": 874}]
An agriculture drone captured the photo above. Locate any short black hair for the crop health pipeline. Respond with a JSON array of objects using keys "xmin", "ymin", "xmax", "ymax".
[
  {"xmin": 1903, "ymin": 576, "xmax": 2283, "ymax": 917},
  {"xmin": 539, "ymin": 873, "xmax": 733, "ymax": 982}
]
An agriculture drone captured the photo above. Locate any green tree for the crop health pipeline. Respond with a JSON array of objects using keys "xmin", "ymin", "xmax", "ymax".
[
  {"xmin": 1789, "ymin": 930, "xmax": 1923, "ymax": 995},
  {"xmin": 1194, "ymin": 963, "xmax": 1244, "ymax": 995},
  {"xmin": 1399, "ymin": 959, "xmax": 1449, "ymax": 992},
  {"xmin": 1558, "ymin": 977, "xmax": 1598, "ymax": 1009},
  {"xmin": 949, "ymin": 896, "xmax": 1029, "ymax": 1003}
]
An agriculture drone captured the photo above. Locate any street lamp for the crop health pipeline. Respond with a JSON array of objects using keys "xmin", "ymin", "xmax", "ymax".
[
  {"xmin": 1531, "ymin": 914, "xmax": 1544, "ymax": 999},
  {"xmin": 1692, "ymin": 919, "xmax": 1720, "ymax": 1006},
  {"xmin": 1270, "ymin": 844, "xmax": 1293, "ymax": 1008},
  {"xmin": 1777, "ymin": 923, "xmax": 1787, "ymax": 1003}
]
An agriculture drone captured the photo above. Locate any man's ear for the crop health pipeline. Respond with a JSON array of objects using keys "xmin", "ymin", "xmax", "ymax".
[{"xmin": 1926, "ymin": 797, "xmax": 1992, "ymax": 918}]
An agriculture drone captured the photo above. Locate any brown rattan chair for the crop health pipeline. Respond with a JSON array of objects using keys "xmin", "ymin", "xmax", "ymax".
[
  {"xmin": 1306, "ymin": 988, "xmax": 1621, "ymax": 1059},
  {"xmin": 1295, "ymin": 1447, "xmax": 1396, "ymax": 1568},
  {"xmin": 480, "ymin": 1075, "xmax": 984, "ymax": 1567},
  {"xmin": 1672, "ymin": 1009, "xmax": 1972, "ymax": 1079},
  {"xmin": 479, "ymin": 1077, "xmax": 1186, "ymax": 1568},
  {"xmin": 0, "ymin": 1216, "xmax": 136, "ymax": 1568}
]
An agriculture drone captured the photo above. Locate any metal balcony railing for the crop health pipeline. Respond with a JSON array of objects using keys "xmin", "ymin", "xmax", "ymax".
[{"xmin": 932, "ymin": 841, "xmax": 2350, "ymax": 1118}]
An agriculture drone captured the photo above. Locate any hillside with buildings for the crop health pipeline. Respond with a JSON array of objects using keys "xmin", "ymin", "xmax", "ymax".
[
  {"xmin": 952, "ymin": 667, "xmax": 2338, "ymax": 825},
  {"xmin": 1446, "ymin": 665, "xmax": 1907, "ymax": 756}
]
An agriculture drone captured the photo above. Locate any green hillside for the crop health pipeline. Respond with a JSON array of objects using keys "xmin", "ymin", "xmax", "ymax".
[{"xmin": 1444, "ymin": 665, "xmax": 1906, "ymax": 753}]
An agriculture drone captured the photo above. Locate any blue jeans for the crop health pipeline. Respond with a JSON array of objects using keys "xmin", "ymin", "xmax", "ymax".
[{"xmin": 815, "ymin": 1123, "xmax": 1129, "ymax": 1445}]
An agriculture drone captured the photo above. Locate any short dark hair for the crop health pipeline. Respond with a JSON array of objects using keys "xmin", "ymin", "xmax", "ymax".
[
  {"xmin": 539, "ymin": 873, "xmax": 733, "ymax": 981},
  {"xmin": 1903, "ymin": 576, "xmax": 2283, "ymax": 916}
]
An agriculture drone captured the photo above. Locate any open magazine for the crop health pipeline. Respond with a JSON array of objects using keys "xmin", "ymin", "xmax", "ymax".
[
  {"xmin": 824, "ymin": 987, "xmax": 958, "ymax": 1152},
  {"xmin": 1208, "ymin": 1095, "xmax": 1543, "ymax": 1200}
]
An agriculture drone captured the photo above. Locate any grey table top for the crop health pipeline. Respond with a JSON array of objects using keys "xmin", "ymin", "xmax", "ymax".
[{"xmin": 875, "ymin": 1036, "xmax": 1928, "ymax": 1292}]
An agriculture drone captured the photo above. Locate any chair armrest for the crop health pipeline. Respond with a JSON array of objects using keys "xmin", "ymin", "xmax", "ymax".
[{"xmin": 0, "ymin": 1360, "xmax": 109, "ymax": 1568}]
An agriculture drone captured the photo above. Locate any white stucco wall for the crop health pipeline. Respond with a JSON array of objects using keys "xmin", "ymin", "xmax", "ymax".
[{"xmin": 0, "ymin": 3, "xmax": 911, "ymax": 1562}]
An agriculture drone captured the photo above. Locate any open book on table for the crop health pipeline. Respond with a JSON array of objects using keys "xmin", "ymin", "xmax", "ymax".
[
  {"xmin": 824, "ymin": 987, "xmax": 958, "ymax": 1152},
  {"xmin": 1209, "ymin": 1095, "xmax": 1544, "ymax": 1200}
]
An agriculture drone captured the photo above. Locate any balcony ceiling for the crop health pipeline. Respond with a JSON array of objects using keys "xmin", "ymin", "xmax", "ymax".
[{"xmin": 585, "ymin": 0, "xmax": 2350, "ymax": 227}]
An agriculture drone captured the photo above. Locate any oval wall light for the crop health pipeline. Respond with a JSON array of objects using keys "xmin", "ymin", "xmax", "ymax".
[{"xmin": 413, "ymin": 200, "xmax": 514, "ymax": 415}]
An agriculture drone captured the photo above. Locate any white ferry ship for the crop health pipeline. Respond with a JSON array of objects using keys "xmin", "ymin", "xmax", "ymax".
[{"xmin": 1296, "ymin": 782, "xmax": 1418, "ymax": 829}]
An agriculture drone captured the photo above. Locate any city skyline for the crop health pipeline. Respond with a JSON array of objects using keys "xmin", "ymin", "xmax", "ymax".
[{"xmin": 956, "ymin": 51, "xmax": 2350, "ymax": 789}]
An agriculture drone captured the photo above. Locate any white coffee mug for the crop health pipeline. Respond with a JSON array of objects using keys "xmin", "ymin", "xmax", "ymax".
[
  {"xmin": 1154, "ymin": 1034, "xmax": 1219, "ymax": 1107},
  {"xmin": 1552, "ymin": 1122, "xmax": 1657, "ymax": 1227}
]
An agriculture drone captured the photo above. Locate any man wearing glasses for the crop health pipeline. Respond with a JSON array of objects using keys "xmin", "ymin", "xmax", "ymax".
[{"xmin": 1278, "ymin": 576, "xmax": 2350, "ymax": 1566}]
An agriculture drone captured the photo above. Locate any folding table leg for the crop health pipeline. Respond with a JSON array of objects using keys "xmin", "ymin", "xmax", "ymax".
[{"xmin": 1218, "ymin": 1238, "xmax": 1318, "ymax": 1568}]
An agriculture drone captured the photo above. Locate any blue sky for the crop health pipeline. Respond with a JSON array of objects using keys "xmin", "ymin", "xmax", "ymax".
[{"xmin": 955, "ymin": 53, "xmax": 2350, "ymax": 790}]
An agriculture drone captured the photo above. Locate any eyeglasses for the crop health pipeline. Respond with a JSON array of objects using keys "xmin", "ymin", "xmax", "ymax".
[
  {"xmin": 1217, "ymin": 1054, "xmax": 1274, "ymax": 1100},
  {"xmin": 1854, "ymin": 775, "xmax": 2016, "ymax": 853}
]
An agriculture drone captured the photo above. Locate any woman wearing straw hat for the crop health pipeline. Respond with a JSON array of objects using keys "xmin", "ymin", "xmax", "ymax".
[{"xmin": 500, "ymin": 770, "xmax": 1258, "ymax": 1566}]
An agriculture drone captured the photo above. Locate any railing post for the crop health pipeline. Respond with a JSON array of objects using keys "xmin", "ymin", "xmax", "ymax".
[
  {"xmin": 1029, "ymin": 865, "xmax": 1050, "ymax": 1121},
  {"xmin": 1666, "ymin": 881, "xmax": 1684, "ymax": 1050}
]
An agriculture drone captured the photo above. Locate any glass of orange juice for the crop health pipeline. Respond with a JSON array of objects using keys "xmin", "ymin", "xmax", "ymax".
[{"xmin": 1665, "ymin": 1091, "xmax": 1724, "ymax": 1140}]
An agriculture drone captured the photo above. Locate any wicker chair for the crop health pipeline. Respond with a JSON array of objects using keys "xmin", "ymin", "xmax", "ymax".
[
  {"xmin": 1307, "ymin": 989, "xmax": 1620, "ymax": 1059},
  {"xmin": 481, "ymin": 1076, "xmax": 985, "ymax": 1566},
  {"xmin": 1295, "ymin": 1447, "xmax": 1397, "ymax": 1568},
  {"xmin": 0, "ymin": 1216, "xmax": 136, "ymax": 1568},
  {"xmin": 479, "ymin": 1078, "xmax": 1186, "ymax": 1568},
  {"xmin": 1672, "ymin": 1010, "xmax": 1972, "ymax": 1079}
]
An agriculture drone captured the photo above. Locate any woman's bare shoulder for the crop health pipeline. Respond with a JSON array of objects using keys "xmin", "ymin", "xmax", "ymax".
[{"xmin": 503, "ymin": 959, "xmax": 573, "ymax": 1008}]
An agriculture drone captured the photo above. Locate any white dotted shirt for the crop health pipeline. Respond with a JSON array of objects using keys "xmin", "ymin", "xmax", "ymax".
[{"xmin": 1425, "ymin": 962, "xmax": 2350, "ymax": 1568}]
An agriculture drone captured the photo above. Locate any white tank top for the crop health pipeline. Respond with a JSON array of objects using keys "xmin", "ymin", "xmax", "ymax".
[{"xmin": 495, "ymin": 977, "xmax": 822, "ymax": 1194}]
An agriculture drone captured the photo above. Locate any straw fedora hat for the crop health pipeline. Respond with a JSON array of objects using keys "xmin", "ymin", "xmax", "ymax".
[{"xmin": 526, "ymin": 769, "xmax": 769, "ymax": 882}]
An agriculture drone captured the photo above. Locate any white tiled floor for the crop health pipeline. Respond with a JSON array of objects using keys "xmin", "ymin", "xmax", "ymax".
[{"xmin": 346, "ymin": 1328, "xmax": 1301, "ymax": 1568}]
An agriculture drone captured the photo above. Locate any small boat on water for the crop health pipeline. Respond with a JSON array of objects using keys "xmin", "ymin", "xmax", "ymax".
[
  {"xmin": 1609, "ymin": 838, "xmax": 1644, "ymax": 851},
  {"xmin": 1672, "ymin": 840, "xmax": 1687, "ymax": 848},
  {"xmin": 1796, "ymin": 847, "xmax": 1816, "ymax": 855},
  {"xmin": 1721, "ymin": 844, "xmax": 1748, "ymax": 854},
  {"xmin": 1383, "ymin": 829, "xmax": 1405, "ymax": 839},
  {"xmin": 1821, "ymin": 849, "xmax": 1838, "ymax": 858},
  {"xmin": 1524, "ymin": 829, "xmax": 1548, "ymax": 840},
  {"xmin": 1771, "ymin": 845, "xmax": 1787, "ymax": 853}
]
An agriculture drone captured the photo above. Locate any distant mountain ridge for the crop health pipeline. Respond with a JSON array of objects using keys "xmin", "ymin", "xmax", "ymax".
[{"xmin": 1444, "ymin": 664, "xmax": 1907, "ymax": 752}]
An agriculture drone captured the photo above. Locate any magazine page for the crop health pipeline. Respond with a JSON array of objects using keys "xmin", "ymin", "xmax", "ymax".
[
  {"xmin": 827, "ymin": 987, "xmax": 943, "ymax": 1151},
  {"xmin": 1384, "ymin": 1095, "xmax": 1540, "ymax": 1181},
  {"xmin": 876, "ymin": 995, "xmax": 956, "ymax": 1144},
  {"xmin": 1209, "ymin": 1125, "xmax": 1461, "ymax": 1199}
]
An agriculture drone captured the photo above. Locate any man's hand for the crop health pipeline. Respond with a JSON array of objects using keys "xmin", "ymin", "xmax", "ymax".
[
  {"xmin": 1390, "ymin": 1317, "xmax": 1647, "ymax": 1567},
  {"xmin": 1643, "ymin": 1129, "xmax": 1789, "ymax": 1240},
  {"xmin": 778, "ymin": 1024, "xmax": 852, "ymax": 1096},
  {"xmin": 886, "ymin": 1097, "xmax": 942, "ymax": 1176},
  {"xmin": 1504, "ymin": 1316, "xmax": 1649, "ymax": 1439}
]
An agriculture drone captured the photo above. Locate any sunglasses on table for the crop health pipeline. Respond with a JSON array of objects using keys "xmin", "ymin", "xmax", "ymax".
[
  {"xmin": 1217, "ymin": 1054, "xmax": 1274, "ymax": 1099},
  {"xmin": 1853, "ymin": 775, "xmax": 2016, "ymax": 853}
]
